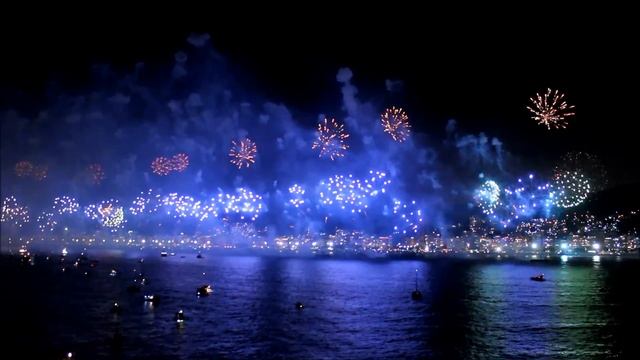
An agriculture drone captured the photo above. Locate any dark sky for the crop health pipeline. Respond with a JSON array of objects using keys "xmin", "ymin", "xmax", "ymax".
[{"xmin": 2, "ymin": 17, "xmax": 637, "ymax": 185}]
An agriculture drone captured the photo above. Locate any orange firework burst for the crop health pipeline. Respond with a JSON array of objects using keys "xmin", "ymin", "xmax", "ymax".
[
  {"xmin": 312, "ymin": 117, "xmax": 349, "ymax": 160},
  {"xmin": 381, "ymin": 106, "xmax": 411, "ymax": 142},
  {"xmin": 151, "ymin": 157, "xmax": 172, "ymax": 176},
  {"xmin": 171, "ymin": 153, "xmax": 189, "ymax": 172},
  {"xmin": 87, "ymin": 163, "xmax": 105, "ymax": 185},
  {"xmin": 15, "ymin": 161, "xmax": 34, "ymax": 177},
  {"xmin": 527, "ymin": 88, "xmax": 575, "ymax": 130},
  {"xmin": 229, "ymin": 138, "xmax": 257, "ymax": 169},
  {"xmin": 32, "ymin": 165, "xmax": 48, "ymax": 181}
]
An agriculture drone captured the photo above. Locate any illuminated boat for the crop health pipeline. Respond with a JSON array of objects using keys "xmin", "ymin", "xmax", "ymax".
[
  {"xmin": 295, "ymin": 302, "xmax": 304, "ymax": 310},
  {"xmin": 197, "ymin": 284, "xmax": 213, "ymax": 296},
  {"xmin": 110, "ymin": 302, "xmax": 122, "ymax": 314},
  {"xmin": 144, "ymin": 294, "xmax": 160, "ymax": 304},
  {"xmin": 175, "ymin": 310, "xmax": 185, "ymax": 324},
  {"xmin": 530, "ymin": 274, "xmax": 545, "ymax": 282},
  {"xmin": 160, "ymin": 252, "xmax": 168, "ymax": 257}
]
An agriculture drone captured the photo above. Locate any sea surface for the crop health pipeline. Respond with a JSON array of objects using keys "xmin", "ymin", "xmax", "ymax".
[{"xmin": 2, "ymin": 253, "xmax": 639, "ymax": 359}]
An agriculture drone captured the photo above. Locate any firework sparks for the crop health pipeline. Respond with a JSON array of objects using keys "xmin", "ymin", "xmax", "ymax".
[
  {"xmin": 129, "ymin": 189, "xmax": 160, "ymax": 215},
  {"xmin": 1, "ymin": 196, "xmax": 30, "ymax": 226},
  {"xmin": 551, "ymin": 171, "xmax": 591, "ymax": 208},
  {"xmin": 15, "ymin": 161, "xmax": 34, "ymax": 177},
  {"xmin": 85, "ymin": 199, "xmax": 126, "ymax": 231},
  {"xmin": 216, "ymin": 188, "xmax": 264, "ymax": 221},
  {"xmin": 101, "ymin": 206, "xmax": 125, "ymax": 229},
  {"xmin": 151, "ymin": 157, "xmax": 173, "ymax": 176},
  {"xmin": 312, "ymin": 117, "xmax": 349, "ymax": 160},
  {"xmin": 37, "ymin": 212, "xmax": 57, "ymax": 232},
  {"xmin": 229, "ymin": 138, "xmax": 257, "ymax": 169},
  {"xmin": 527, "ymin": 88, "xmax": 575, "ymax": 130},
  {"xmin": 318, "ymin": 170, "xmax": 390, "ymax": 214},
  {"xmin": 53, "ymin": 196, "xmax": 80, "ymax": 215},
  {"xmin": 381, "ymin": 107, "xmax": 411, "ymax": 142},
  {"xmin": 32, "ymin": 165, "xmax": 48, "ymax": 181},
  {"xmin": 288, "ymin": 184, "xmax": 306, "ymax": 208},
  {"xmin": 87, "ymin": 163, "xmax": 105, "ymax": 185},
  {"xmin": 392, "ymin": 199, "xmax": 423, "ymax": 235},
  {"xmin": 475, "ymin": 180, "xmax": 501, "ymax": 215},
  {"xmin": 555, "ymin": 151, "xmax": 608, "ymax": 192},
  {"xmin": 171, "ymin": 153, "xmax": 190, "ymax": 172}
]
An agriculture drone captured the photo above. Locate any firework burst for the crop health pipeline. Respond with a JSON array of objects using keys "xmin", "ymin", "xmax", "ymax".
[
  {"xmin": 554, "ymin": 151, "xmax": 608, "ymax": 192},
  {"xmin": 1, "ymin": 196, "xmax": 30, "ymax": 226},
  {"xmin": 392, "ymin": 199, "xmax": 423, "ymax": 235},
  {"xmin": 32, "ymin": 165, "xmax": 48, "ymax": 181},
  {"xmin": 381, "ymin": 106, "xmax": 411, "ymax": 142},
  {"xmin": 129, "ymin": 189, "xmax": 160, "ymax": 215},
  {"xmin": 85, "ymin": 200, "xmax": 126, "ymax": 230},
  {"xmin": 474, "ymin": 180, "xmax": 501, "ymax": 215},
  {"xmin": 53, "ymin": 196, "xmax": 80, "ymax": 215},
  {"xmin": 312, "ymin": 117, "xmax": 349, "ymax": 160},
  {"xmin": 527, "ymin": 88, "xmax": 575, "ymax": 130},
  {"xmin": 37, "ymin": 212, "xmax": 57, "ymax": 232},
  {"xmin": 229, "ymin": 138, "xmax": 257, "ymax": 169},
  {"xmin": 551, "ymin": 171, "xmax": 591, "ymax": 208},
  {"xmin": 87, "ymin": 163, "xmax": 105, "ymax": 185},
  {"xmin": 101, "ymin": 206, "xmax": 125, "ymax": 229},
  {"xmin": 15, "ymin": 161, "xmax": 34, "ymax": 177},
  {"xmin": 171, "ymin": 153, "xmax": 189, "ymax": 172},
  {"xmin": 288, "ymin": 184, "xmax": 306, "ymax": 208},
  {"xmin": 151, "ymin": 157, "xmax": 173, "ymax": 176}
]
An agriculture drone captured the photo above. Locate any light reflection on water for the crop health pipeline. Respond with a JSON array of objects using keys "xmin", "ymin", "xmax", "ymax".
[{"xmin": 2, "ymin": 255, "xmax": 638, "ymax": 359}]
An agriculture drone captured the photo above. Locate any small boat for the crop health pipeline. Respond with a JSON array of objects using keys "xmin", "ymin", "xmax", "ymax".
[
  {"xmin": 196, "ymin": 253, "xmax": 203, "ymax": 259},
  {"xmin": 144, "ymin": 294, "xmax": 160, "ymax": 304},
  {"xmin": 170, "ymin": 252, "xmax": 176, "ymax": 256},
  {"xmin": 110, "ymin": 302, "xmax": 122, "ymax": 315},
  {"xmin": 197, "ymin": 284, "xmax": 213, "ymax": 297},
  {"xmin": 175, "ymin": 310, "xmax": 186, "ymax": 323},
  {"xmin": 530, "ymin": 274, "xmax": 545, "ymax": 282},
  {"xmin": 160, "ymin": 252, "xmax": 168, "ymax": 257},
  {"xmin": 295, "ymin": 302, "xmax": 304, "ymax": 310},
  {"xmin": 109, "ymin": 269, "xmax": 118, "ymax": 277},
  {"xmin": 411, "ymin": 269, "xmax": 423, "ymax": 300}
]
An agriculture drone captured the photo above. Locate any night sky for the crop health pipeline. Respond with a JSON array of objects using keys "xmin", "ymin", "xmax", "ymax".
[{"xmin": 1, "ymin": 17, "xmax": 637, "ymax": 231}]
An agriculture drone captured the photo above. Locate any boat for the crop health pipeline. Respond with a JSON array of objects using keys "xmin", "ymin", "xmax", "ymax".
[
  {"xmin": 110, "ymin": 302, "xmax": 122, "ymax": 315},
  {"xmin": 197, "ymin": 284, "xmax": 213, "ymax": 297},
  {"xmin": 109, "ymin": 269, "xmax": 118, "ymax": 277},
  {"xmin": 144, "ymin": 294, "xmax": 160, "ymax": 304},
  {"xmin": 295, "ymin": 302, "xmax": 304, "ymax": 310},
  {"xmin": 175, "ymin": 310, "xmax": 185, "ymax": 324},
  {"xmin": 160, "ymin": 252, "xmax": 168, "ymax": 257},
  {"xmin": 196, "ymin": 253, "xmax": 203, "ymax": 259},
  {"xmin": 411, "ymin": 269, "xmax": 423, "ymax": 300},
  {"xmin": 530, "ymin": 274, "xmax": 545, "ymax": 282}
]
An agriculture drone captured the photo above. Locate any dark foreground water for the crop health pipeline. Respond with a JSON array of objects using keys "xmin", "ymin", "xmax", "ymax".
[{"xmin": 2, "ymin": 253, "xmax": 639, "ymax": 359}]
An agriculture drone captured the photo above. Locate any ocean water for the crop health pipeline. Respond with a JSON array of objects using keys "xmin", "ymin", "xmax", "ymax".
[{"xmin": 3, "ymin": 253, "xmax": 639, "ymax": 359}]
